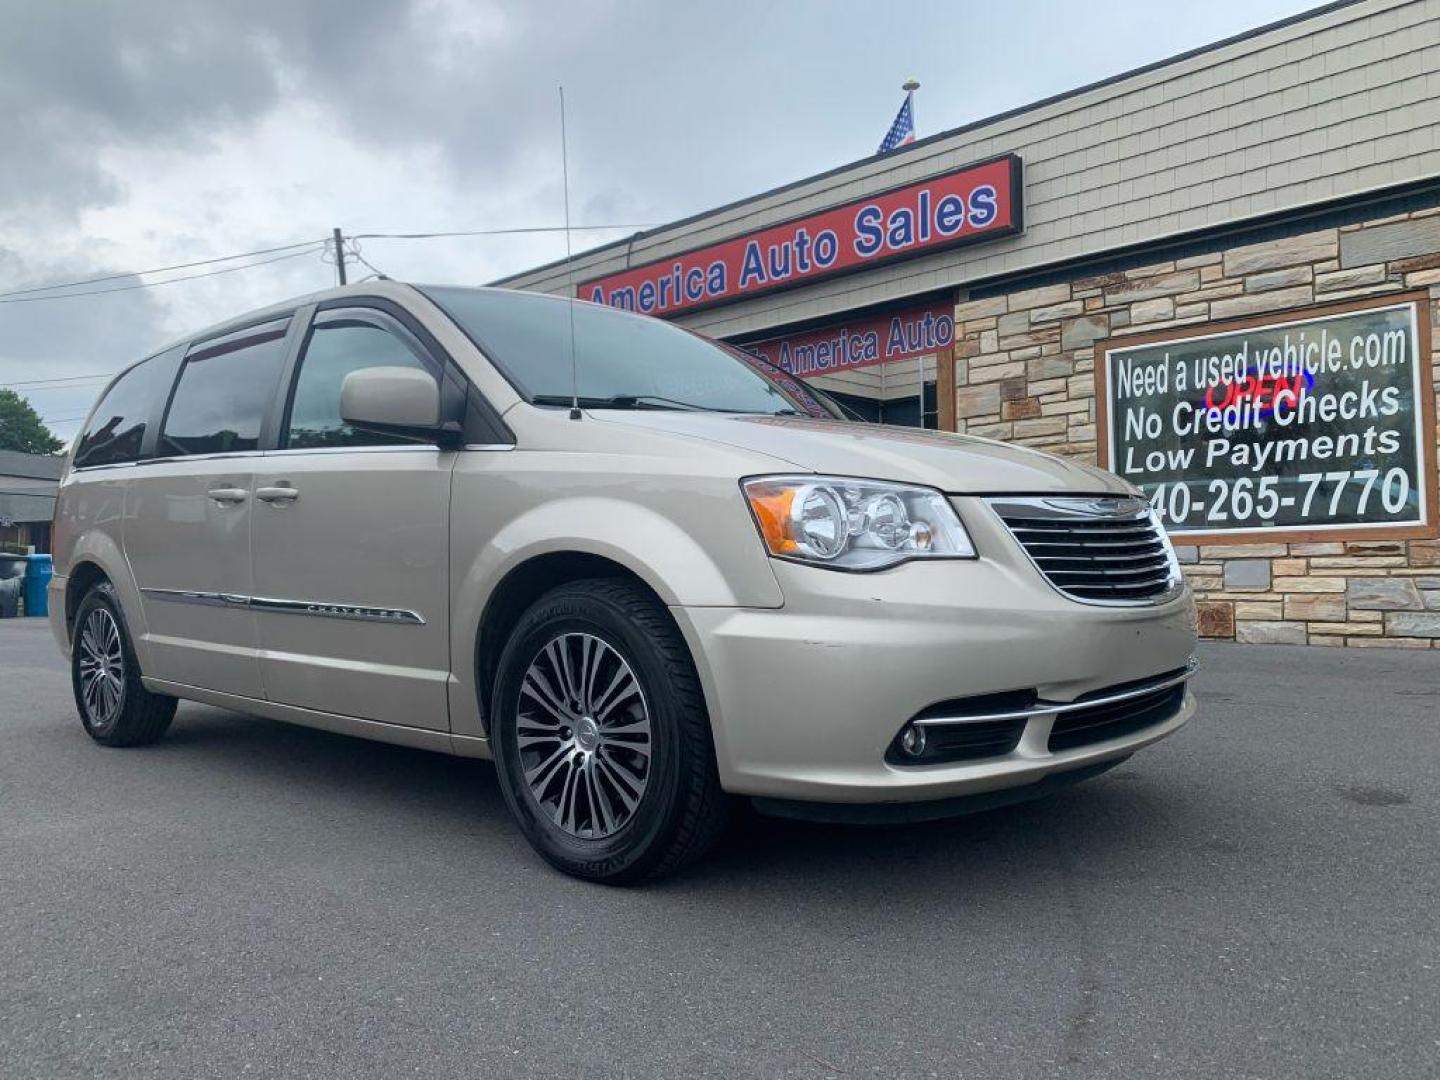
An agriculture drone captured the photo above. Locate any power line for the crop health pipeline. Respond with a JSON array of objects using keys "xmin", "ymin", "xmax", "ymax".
[
  {"xmin": 1, "ymin": 373, "xmax": 113, "ymax": 389},
  {"xmin": 5, "ymin": 380, "xmax": 111, "ymax": 394},
  {"xmin": 0, "ymin": 223, "xmax": 652, "ymax": 306},
  {"xmin": 6, "ymin": 383, "xmax": 109, "ymax": 395},
  {"xmin": 351, "ymin": 224, "xmax": 656, "ymax": 240},
  {"xmin": 0, "ymin": 245, "xmax": 326, "ymax": 305},
  {"xmin": 0, "ymin": 237, "xmax": 328, "ymax": 302},
  {"xmin": 345, "ymin": 239, "xmax": 388, "ymax": 281}
]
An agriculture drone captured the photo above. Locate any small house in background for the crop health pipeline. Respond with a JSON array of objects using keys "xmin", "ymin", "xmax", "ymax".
[{"xmin": 0, "ymin": 451, "xmax": 64, "ymax": 553}]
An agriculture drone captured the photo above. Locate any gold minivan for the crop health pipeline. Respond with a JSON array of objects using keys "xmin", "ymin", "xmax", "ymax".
[{"xmin": 49, "ymin": 282, "xmax": 1197, "ymax": 882}]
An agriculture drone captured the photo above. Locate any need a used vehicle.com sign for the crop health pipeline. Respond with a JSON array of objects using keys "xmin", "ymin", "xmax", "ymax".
[{"xmin": 1099, "ymin": 294, "xmax": 1436, "ymax": 543}]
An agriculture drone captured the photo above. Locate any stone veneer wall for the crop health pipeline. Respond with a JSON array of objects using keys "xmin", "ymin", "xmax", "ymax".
[{"xmin": 952, "ymin": 207, "xmax": 1440, "ymax": 648}]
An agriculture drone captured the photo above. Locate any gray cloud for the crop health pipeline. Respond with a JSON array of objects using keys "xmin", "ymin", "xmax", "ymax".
[
  {"xmin": 0, "ymin": 0, "xmax": 619, "ymax": 227},
  {"xmin": 1, "ymin": 2, "xmax": 282, "ymax": 223},
  {"xmin": 0, "ymin": 273, "xmax": 169, "ymax": 366},
  {"xmin": 0, "ymin": 265, "xmax": 171, "ymax": 436},
  {"xmin": 0, "ymin": 0, "xmax": 1319, "ymax": 442},
  {"xmin": 2, "ymin": 0, "xmax": 1324, "ymax": 234}
]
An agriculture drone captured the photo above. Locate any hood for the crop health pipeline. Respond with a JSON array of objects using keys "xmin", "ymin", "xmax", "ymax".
[{"xmin": 590, "ymin": 412, "xmax": 1132, "ymax": 494}]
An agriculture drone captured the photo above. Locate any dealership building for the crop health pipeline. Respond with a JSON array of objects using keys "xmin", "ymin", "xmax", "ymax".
[{"xmin": 498, "ymin": 0, "xmax": 1440, "ymax": 648}]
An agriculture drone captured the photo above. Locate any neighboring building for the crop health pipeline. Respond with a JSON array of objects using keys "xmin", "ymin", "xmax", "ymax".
[
  {"xmin": 0, "ymin": 450, "xmax": 64, "ymax": 553},
  {"xmin": 497, "ymin": 0, "xmax": 1440, "ymax": 648}
]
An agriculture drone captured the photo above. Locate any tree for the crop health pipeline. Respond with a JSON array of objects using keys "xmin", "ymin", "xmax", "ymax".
[{"xmin": 0, "ymin": 388, "xmax": 64, "ymax": 455}]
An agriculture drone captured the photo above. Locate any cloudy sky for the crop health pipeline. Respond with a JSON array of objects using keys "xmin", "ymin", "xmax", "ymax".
[{"xmin": 0, "ymin": 0, "xmax": 1316, "ymax": 443}]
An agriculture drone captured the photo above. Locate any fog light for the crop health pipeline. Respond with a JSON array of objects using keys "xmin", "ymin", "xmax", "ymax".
[{"xmin": 899, "ymin": 722, "xmax": 927, "ymax": 758}]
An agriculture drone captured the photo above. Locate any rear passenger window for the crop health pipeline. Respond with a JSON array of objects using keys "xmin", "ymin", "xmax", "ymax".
[
  {"xmin": 73, "ymin": 350, "xmax": 175, "ymax": 468},
  {"xmin": 160, "ymin": 325, "xmax": 288, "ymax": 457},
  {"xmin": 285, "ymin": 318, "xmax": 434, "ymax": 449}
]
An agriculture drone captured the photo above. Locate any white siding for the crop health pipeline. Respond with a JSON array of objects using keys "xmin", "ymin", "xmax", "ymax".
[{"xmin": 499, "ymin": 0, "xmax": 1440, "ymax": 341}]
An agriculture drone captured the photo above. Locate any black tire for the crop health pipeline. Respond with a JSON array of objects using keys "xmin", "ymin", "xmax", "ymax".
[
  {"xmin": 71, "ymin": 581, "xmax": 176, "ymax": 747},
  {"xmin": 489, "ymin": 579, "xmax": 728, "ymax": 884}
]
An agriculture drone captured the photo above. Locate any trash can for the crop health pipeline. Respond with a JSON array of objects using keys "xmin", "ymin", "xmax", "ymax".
[
  {"xmin": 0, "ymin": 554, "xmax": 24, "ymax": 618},
  {"xmin": 24, "ymin": 554, "xmax": 53, "ymax": 618}
]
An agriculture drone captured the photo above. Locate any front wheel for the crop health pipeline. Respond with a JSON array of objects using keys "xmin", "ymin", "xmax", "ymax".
[
  {"xmin": 71, "ymin": 582, "xmax": 176, "ymax": 747},
  {"xmin": 489, "ymin": 579, "xmax": 728, "ymax": 884}
]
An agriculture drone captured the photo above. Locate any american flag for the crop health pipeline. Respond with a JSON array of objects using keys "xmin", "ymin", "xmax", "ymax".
[{"xmin": 878, "ymin": 93, "xmax": 915, "ymax": 154}]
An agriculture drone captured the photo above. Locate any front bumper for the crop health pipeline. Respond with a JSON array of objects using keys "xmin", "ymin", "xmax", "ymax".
[{"xmin": 673, "ymin": 533, "xmax": 1198, "ymax": 805}]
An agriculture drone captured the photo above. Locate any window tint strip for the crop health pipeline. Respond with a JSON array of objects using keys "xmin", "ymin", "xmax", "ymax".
[{"xmin": 187, "ymin": 316, "xmax": 293, "ymax": 361}]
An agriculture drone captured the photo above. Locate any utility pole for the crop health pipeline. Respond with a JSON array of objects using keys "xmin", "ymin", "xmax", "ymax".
[{"xmin": 332, "ymin": 227, "xmax": 347, "ymax": 286}]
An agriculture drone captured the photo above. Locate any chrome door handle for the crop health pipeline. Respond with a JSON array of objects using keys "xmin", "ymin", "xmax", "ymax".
[
  {"xmin": 256, "ymin": 485, "xmax": 299, "ymax": 504},
  {"xmin": 207, "ymin": 487, "xmax": 248, "ymax": 505}
]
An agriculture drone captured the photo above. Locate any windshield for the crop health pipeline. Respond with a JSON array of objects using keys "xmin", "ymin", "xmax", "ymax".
[{"xmin": 420, "ymin": 286, "xmax": 842, "ymax": 418}]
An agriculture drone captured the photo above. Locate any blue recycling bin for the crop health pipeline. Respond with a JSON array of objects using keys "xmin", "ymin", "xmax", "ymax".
[{"xmin": 23, "ymin": 554, "xmax": 52, "ymax": 617}]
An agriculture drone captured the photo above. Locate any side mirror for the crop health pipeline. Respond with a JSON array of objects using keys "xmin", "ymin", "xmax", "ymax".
[{"xmin": 340, "ymin": 367, "xmax": 454, "ymax": 445}]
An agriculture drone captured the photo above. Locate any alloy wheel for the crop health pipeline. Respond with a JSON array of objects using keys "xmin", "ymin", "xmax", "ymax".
[
  {"xmin": 516, "ymin": 632, "xmax": 652, "ymax": 839},
  {"xmin": 78, "ymin": 607, "xmax": 125, "ymax": 729}
]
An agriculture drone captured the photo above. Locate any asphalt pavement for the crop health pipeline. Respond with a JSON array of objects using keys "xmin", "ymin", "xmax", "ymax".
[{"xmin": 1, "ymin": 616, "xmax": 1437, "ymax": 1080}]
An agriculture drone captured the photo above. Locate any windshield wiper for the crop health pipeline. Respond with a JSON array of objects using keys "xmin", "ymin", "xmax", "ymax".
[
  {"xmin": 532, "ymin": 394, "xmax": 810, "ymax": 416},
  {"xmin": 532, "ymin": 394, "xmax": 716, "ymax": 412}
]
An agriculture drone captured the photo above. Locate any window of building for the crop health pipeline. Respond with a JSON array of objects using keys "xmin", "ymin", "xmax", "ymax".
[
  {"xmin": 284, "ymin": 318, "xmax": 434, "ymax": 449},
  {"xmin": 159, "ymin": 328, "xmax": 288, "ymax": 457}
]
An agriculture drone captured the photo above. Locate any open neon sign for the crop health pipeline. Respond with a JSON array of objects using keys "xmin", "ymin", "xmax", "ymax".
[{"xmin": 1202, "ymin": 368, "xmax": 1315, "ymax": 417}]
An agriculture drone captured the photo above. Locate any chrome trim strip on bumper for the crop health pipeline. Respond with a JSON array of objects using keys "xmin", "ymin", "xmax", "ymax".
[
  {"xmin": 140, "ymin": 588, "xmax": 424, "ymax": 625},
  {"xmin": 915, "ymin": 659, "xmax": 1197, "ymax": 727}
]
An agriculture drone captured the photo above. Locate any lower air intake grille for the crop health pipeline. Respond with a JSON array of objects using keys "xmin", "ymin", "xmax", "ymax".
[
  {"xmin": 988, "ymin": 495, "xmax": 1181, "ymax": 605},
  {"xmin": 1047, "ymin": 682, "xmax": 1186, "ymax": 752}
]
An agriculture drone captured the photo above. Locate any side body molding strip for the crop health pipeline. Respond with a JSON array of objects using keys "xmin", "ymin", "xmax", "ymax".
[{"xmin": 140, "ymin": 587, "xmax": 425, "ymax": 625}]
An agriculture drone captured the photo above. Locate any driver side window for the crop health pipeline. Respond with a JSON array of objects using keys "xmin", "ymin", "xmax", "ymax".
[{"xmin": 285, "ymin": 318, "xmax": 434, "ymax": 449}]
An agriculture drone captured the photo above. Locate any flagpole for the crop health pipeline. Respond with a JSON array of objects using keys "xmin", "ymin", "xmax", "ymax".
[{"xmin": 902, "ymin": 78, "xmax": 924, "ymax": 428}]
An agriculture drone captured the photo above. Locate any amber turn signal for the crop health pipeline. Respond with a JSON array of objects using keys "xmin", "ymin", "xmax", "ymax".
[{"xmin": 745, "ymin": 484, "xmax": 798, "ymax": 554}]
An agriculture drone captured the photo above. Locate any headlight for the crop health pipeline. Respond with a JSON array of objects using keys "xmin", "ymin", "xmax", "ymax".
[{"xmin": 742, "ymin": 475, "xmax": 976, "ymax": 571}]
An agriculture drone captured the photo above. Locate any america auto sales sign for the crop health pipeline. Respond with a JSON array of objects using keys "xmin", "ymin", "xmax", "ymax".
[
  {"xmin": 581, "ymin": 155, "xmax": 1022, "ymax": 317},
  {"xmin": 742, "ymin": 303, "xmax": 955, "ymax": 377}
]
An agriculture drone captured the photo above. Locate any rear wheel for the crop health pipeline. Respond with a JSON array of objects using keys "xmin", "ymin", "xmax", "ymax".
[
  {"xmin": 490, "ymin": 579, "xmax": 728, "ymax": 884},
  {"xmin": 71, "ymin": 582, "xmax": 176, "ymax": 747}
]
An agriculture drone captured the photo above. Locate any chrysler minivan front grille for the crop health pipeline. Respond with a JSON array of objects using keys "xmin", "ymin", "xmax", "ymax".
[{"xmin": 988, "ymin": 496, "xmax": 1182, "ymax": 605}]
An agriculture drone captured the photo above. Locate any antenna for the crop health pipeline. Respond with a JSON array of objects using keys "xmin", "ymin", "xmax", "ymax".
[{"xmin": 559, "ymin": 85, "xmax": 581, "ymax": 421}]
